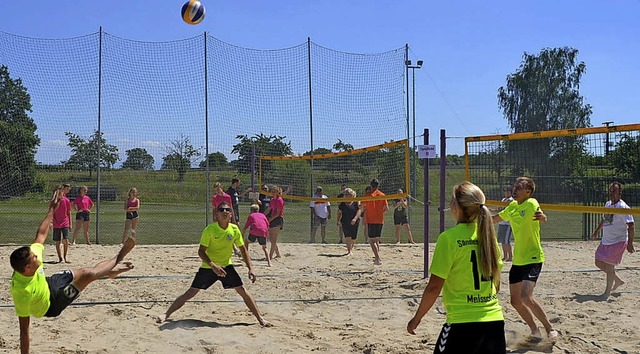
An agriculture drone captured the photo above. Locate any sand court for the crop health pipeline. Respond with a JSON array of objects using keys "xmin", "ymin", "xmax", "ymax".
[{"xmin": 1, "ymin": 241, "xmax": 639, "ymax": 353}]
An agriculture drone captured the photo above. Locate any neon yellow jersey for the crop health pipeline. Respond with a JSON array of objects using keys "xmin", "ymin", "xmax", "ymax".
[
  {"xmin": 430, "ymin": 223, "xmax": 504, "ymax": 324},
  {"xmin": 10, "ymin": 243, "xmax": 51, "ymax": 318},
  {"xmin": 498, "ymin": 198, "xmax": 545, "ymax": 265},
  {"xmin": 199, "ymin": 222, "xmax": 244, "ymax": 268}
]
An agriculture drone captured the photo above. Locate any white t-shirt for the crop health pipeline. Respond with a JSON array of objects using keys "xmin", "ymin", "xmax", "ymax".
[
  {"xmin": 601, "ymin": 199, "xmax": 634, "ymax": 245},
  {"xmin": 309, "ymin": 194, "xmax": 330, "ymax": 219},
  {"xmin": 498, "ymin": 197, "xmax": 514, "ymax": 226}
]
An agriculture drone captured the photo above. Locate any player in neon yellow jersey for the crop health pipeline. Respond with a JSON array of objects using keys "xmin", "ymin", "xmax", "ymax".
[
  {"xmin": 493, "ymin": 177, "xmax": 558, "ymax": 340},
  {"xmin": 156, "ymin": 202, "xmax": 270, "ymax": 327},
  {"xmin": 10, "ymin": 188, "xmax": 135, "ymax": 354},
  {"xmin": 408, "ymin": 182, "xmax": 505, "ymax": 353}
]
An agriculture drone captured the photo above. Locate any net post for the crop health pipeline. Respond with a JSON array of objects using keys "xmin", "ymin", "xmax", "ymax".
[
  {"xmin": 95, "ymin": 26, "xmax": 103, "ymax": 245},
  {"xmin": 423, "ymin": 128, "xmax": 430, "ymax": 279},
  {"xmin": 204, "ymin": 31, "xmax": 210, "ymax": 226},
  {"xmin": 440, "ymin": 129, "xmax": 446, "ymax": 233}
]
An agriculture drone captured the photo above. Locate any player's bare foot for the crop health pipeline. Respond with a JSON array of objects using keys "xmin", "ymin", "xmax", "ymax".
[
  {"xmin": 374, "ymin": 258, "xmax": 382, "ymax": 265},
  {"xmin": 259, "ymin": 319, "xmax": 272, "ymax": 327},
  {"xmin": 155, "ymin": 314, "xmax": 168, "ymax": 324},
  {"xmin": 117, "ymin": 237, "xmax": 136, "ymax": 262},
  {"xmin": 612, "ymin": 279, "xmax": 625, "ymax": 291},
  {"xmin": 64, "ymin": 259, "xmax": 71, "ymax": 264},
  {"xmin": 109, "ymin": 261, "xmax": 134, "ymax": 278}
]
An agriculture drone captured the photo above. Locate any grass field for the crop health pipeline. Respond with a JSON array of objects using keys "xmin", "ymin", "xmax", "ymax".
[
  {"xmin": 0, "ymin": 167, "xmax": 592, "ymax": 244},
  {"xmin": 1, "ymin": 199, "xmax": 588, "ymax": 245}
]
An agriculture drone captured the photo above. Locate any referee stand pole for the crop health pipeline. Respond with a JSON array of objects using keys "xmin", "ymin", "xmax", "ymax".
[{"xmin": 423, "ymin": 128, "xmax": 430, "ymax": 278}]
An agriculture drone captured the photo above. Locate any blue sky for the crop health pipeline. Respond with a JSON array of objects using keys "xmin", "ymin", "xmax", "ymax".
[{"xmin": 1, "ymin": 0, "xmax": 639, "ymax": 161}]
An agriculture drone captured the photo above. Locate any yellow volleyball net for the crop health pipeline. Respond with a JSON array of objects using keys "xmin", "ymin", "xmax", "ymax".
[
  {"xmin": 259, "ymin": 139, "xmax": 410, "ymax": 202},
  {"xmin": 465, "ymin": 123, "xmax": 640, "ymax": 217}
]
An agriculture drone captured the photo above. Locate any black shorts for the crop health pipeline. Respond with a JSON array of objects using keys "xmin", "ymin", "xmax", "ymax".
[
  {"xmin": 248, "ymin": 234, "xmax": 267, "ymax": 245},
  {"xmin": 509, "ymin": 263, "xmax": 543, "ymax": 284},
  {"xmin": 126, "ymin": 211, "xmax": 139, "ymax": 220},
  {"xmin": 269, "ymin": 216, "xmax": 283, "ymax": 229},
  {"xmin": 44, "ymin": 270, "xmax": 80, "ymax": 317},
  {"xmin": 368, "ymin": 224, "xmax": 383, "ymax": 238},
  {"xmin": 233, "ymin": 208, "xmax": 240, "ymax": 223},
  {"xmin": 394, "ymin": 214, "xmax": 409, "ymax": 225},
  {"xmin": 75, "ymin": 211, "xmax": 90, "ymax": 222},
  {"xmin": 53, "ymin": 228, "xmax": 69, "ymax": 241},
  {"xmin": 434, "ymin": 320, "xmax": 506, "ymax": 354},
  {"xmin": 341, "ymin": 222, "xmax": 359, "ymax": 239},
  {"xmin": 191, "ymin": 265, "xmax": 243, "ymax": 289}
]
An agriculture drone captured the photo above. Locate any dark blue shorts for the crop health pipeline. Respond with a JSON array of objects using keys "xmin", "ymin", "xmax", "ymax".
[
  {"xmin": 126, "ymin": 211, "xmax": 139, "ymax": 220},
  {"xmin": 75, "ymin": 211, "xmax": 90, "ymax": 222},
  {"xmin": 44, "ymin": 270, "xmax": 80, "ymax": 317},
  {"xmin": 53, "ymin": 228, "xmax": 69, "ymax": 241},
  {"xmin": 191, "ymin": 265, "xmax": 243, "ymax": 289},
  {"xmin": 269, "ymin": 216, "xmax": 283, "ymax": 229},
  {"xmin": 248, "ymin": 234, "xmax": 267, "ymax": 245},
  {"xmin": 509, "ymin": 263, "xmax": 543, "ymax": 284}
]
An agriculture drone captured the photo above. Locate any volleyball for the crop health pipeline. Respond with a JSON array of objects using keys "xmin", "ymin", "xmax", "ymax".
[{"xmin": 181, "ymin": 0, "xmax": 206, "ymax": 25}]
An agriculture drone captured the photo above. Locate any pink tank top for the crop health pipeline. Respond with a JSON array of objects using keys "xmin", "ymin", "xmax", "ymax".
[{"xmin": 127, "ymin": 198, "xmax": 138, "ymax": 208}]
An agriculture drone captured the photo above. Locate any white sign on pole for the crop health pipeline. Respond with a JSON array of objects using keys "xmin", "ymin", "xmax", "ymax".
[{"xmin": 417, "ymin": 145, "xmax": 436, "ymax": 159}]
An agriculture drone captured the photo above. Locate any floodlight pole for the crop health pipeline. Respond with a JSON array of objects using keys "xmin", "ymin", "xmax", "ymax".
[
  {"xmin": 602, "ymin": 121, "xmax": 614, "ymax": 155},
  {"xmin": 406, "ymin": 59, "xmax": 423, "ymax": 223}
]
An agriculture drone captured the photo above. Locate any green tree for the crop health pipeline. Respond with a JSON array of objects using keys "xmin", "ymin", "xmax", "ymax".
[
  {"xmin": 122, "ymin": 148, "xmax": 154, "ymax": 170},
  {"xmin": 161, "ymin": 133, "xmax": 202, "ymax": 182},
  {"xmin": 199, "ymin": 152, "xmax": 228, "ymax": 169},
  {"xmin": 0, "ymin": 65, "xmax": 40, "ymax": 197},
  {"xmin": 610, "ymin": 134, "xmax": 640, "ymax": 181},
  {"xmin": 231, "ymin": 133, "xmax": 293, "ymax": 173},
  {"xmin": 64, "ymin": 130, "xmax": 119, "ymax": 177},
  {"xmin": 303, "ymin": 147, "xmax": 332, "ymax": 170},
  {"xmin": 498, "ymin": 47, "xmax": 592, "ymax": 180}
]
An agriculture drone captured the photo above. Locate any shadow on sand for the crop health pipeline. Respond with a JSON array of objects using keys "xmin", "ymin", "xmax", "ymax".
[
  {"xmin": 569, "ymin": 292, "xmax": 614, "ymax": 303},
  {"xmin": 159, "ymin": 319, "xmax": 254, "ymax": 330}
]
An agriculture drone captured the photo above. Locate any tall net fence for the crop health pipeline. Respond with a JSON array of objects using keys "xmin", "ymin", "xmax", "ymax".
[
  {"xmin": 0, "ymin": 30, "xmax": 411, "ymax": 245},
  {"xmin": 465, "ymin": 124, "xmax": 640, "ymax": 240},
  {"xmin": 260, "ymin": 140, "xmax": 409, "ymax": 202}
]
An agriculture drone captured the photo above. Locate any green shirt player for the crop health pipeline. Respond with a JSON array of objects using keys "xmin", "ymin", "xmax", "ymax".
[
  {"xmin": 408, "ymin": 182, "xmax": 505, "ymax": 354},
  {"xmin": 156, "ymin": 202, "xmax": 270, "ymax": 327},
  {"xmin": 492, "ymin": 177, "xmax": 558, "ymax": 341},
  {"xmin": 10, "ymin": 188, "xmax": 135, "ymax": 354}
]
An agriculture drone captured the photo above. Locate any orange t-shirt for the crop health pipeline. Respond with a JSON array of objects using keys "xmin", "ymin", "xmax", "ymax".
[{"xmin": 363, "ymin": 189, "xmax": 387, "ymax": 224}]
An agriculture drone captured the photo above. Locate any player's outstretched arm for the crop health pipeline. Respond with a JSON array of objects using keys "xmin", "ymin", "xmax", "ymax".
[{"xmin": 34, "ymin": 189, "xmax": 62, "ymax": 245}]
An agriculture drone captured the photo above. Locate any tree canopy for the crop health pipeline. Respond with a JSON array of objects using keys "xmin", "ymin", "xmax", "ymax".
[
  {"xmin": 231, "ymin": 133, "xmax": 292, "ymax": 173},
  {"xmin": 610, "ymin": 134, "xmax": 640, "ymax": 181},
  {"xmin": 0, "ymin": 65, "xmax": 41, "ymax": 197},
  {"xmin": 122, "ymin": 148, "xmax": 155, "ymax": 170},
  {"xmin": 161, "ymin": 133, "xmax": 201, "ymax": 182},
  {"xmin": 497, "ymin": 47, "xmax": 592, "ymax": 177},
  {"xmin": 64, "ymin": 130, "xmax": 119, "ymax": 177},
  {"xmin": 199, "ymin": 152, "xmax": 228, "ymax": 169}
]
